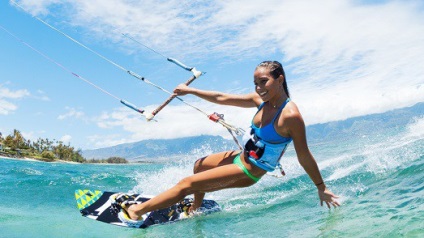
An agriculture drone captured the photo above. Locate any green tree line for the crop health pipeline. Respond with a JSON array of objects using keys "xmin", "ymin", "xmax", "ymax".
[{"xmin": 0, "ymin": 129, "xmax": 127, "ymax": 164}]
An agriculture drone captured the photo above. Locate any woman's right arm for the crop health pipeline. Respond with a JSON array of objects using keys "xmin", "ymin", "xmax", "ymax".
[{"xmin": 174, "ymin": 84, "xmax": 261, "ymax": 108}]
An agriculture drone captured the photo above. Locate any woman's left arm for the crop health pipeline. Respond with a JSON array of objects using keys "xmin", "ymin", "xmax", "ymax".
[{"xmin": 286, "ymin": 111, "xmax": 340, "ymax": 209}]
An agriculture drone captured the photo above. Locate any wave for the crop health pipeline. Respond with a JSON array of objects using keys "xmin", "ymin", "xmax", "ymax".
[{"xmin": 127, "ymin": 117, "xmax": 423, "ymax": 215}]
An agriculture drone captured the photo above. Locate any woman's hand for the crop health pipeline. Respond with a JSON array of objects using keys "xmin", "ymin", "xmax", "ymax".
[
  {"xmin": 173, "ymin": 84, "xmax": 192, "ymax": 96},
  {"xmin": 318, "ymin": 187, "xmax": 340, "ymax": 209}
]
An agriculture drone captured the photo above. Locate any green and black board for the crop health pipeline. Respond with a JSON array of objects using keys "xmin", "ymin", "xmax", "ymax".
[{"xmin": 75, "ymin": 189, "xmax": 220, "ymax": 229}]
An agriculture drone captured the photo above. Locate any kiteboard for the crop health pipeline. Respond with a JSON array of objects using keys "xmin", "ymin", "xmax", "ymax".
[{"xmin": 75, "ymin": 189, "xmax": 220, "ymax": 229}]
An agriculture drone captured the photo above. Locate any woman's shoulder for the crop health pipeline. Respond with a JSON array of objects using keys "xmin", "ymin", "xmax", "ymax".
[
  {"xmin": 283, "ymin": 100, "xmax": 302, "ymax": 118},
  {"xmin": 280, "ymin": 100, "xmax": 305, "ymax": 129},
  {"xmin": 275, "ymin": 100, "xmax": 305, "ymax": 138},
  {"xmin": 278, "ymin": 100, "xmax": 307, "ymax": 138}
]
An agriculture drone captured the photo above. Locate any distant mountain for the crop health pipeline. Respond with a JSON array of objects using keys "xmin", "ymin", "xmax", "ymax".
[
  {"xmin": 82, "ymin": 102, "xmax": 423, "ymax": 161},
  {"xmin": 306, "ymin": 102, "xmax": 423, "ymax": 143},
  {"xmin": 82, "ymin": 135, "xmax": 235, "ymax": 161}
]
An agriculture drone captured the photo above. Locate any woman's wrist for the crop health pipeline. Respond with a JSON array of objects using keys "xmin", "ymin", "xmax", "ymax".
[{"xmin": 315, "ymin": 181, "xmax": 326, "ymax": 191}]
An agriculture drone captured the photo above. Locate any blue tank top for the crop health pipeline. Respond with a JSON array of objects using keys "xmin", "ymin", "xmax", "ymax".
[
  {"xmin": 242, "ymin": 98, "xmax": 293, "ymax": 172},
  {"xmin": 251, "ymin": 99, "xmax": 292, "ymax": 144}
]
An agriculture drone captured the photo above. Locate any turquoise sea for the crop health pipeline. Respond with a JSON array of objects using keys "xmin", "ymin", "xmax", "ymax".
[{"xmin": 1, "ymin": 117, "xmax": 423, "ymax": 238}]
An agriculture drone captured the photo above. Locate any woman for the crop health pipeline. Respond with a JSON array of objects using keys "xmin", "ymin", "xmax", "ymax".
[{"xmin": 114, "ymin": 61, "xmax": 340, "ymax": 227}]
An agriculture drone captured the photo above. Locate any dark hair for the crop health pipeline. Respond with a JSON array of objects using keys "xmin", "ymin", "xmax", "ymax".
[{"xmin": 256, "ymin": 61, "xmax": 289, "ymax": 97}]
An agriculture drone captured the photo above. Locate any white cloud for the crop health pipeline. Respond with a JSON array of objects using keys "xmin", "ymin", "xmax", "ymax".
[
  {"xmin": 57, "ymin": 107, "xmax": 85, "ymax": 120},
  {"xmin": 60, "ymin": 134, "xmax": 72, "ymax": 143},
  {"xmin": 13, "ymin": 0, "xmax": 424, "ymax": 142},
  {"xmin": 34, "ymin": 90, "xmax": 50, "ymax": 101},
  {"xmin": 0, "ymin": 85, "xmax": 49, "ymax": 115},
  {"xmin": 11, "ymin": 0, "xmax": 62, "ymax": 15},
  {"xmin": 86, "ymin": 133, "xmax": 130, "ymax": 149},
  {"xmin": 21, "ymin": 131, "xmax": 36, "ymax": 142},
  {"xmin": 14, "ymin": 0, "xmax": 424, "ymax": 120},
  {"xmin": 0, "ymin": 85, "xmax": 30, "ymax": 115},
  {"xmin": 90, "ymin": 101, "xmax": 255, "ymax": 146},
  {"xmin": 0, "ymin": 100, "xmax": 17, "ymax": 115},
  {"xmin": 0, "ymin": 86, "xmax": 29, "ymax": 98}
]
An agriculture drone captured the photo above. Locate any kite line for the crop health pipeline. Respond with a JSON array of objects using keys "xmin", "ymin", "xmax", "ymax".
[{"xmin": 6, "ymin": 1, "xmax": 245, "ymax": 147}]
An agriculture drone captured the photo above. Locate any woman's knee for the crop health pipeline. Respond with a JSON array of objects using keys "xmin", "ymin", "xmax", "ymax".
[
  {"xmin": 175, "ymin": 177, "xmax": 196, "ymax": 195},
  {"xmin": 193, "ymin": 156, "xmax": 206, "ymax": 174}
]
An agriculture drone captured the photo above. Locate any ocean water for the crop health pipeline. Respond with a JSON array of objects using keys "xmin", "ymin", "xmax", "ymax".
[{"xmin": 0, "ymin": 118, "xmax": 423, "ymax": 238}]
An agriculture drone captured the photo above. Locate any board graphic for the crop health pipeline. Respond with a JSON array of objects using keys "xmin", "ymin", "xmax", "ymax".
[{"xmin": 75, "ymin": 189, "xmax": 220, "ymax": 229}]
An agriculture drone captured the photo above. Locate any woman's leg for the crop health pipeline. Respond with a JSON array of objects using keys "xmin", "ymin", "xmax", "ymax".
[
  {"xmin": 126, "ymin": 151, "xmax": 256, "ymax": 220},
  {"xmin": 192, "ymin": 150, "xmax": 239, "ymax": 210}
]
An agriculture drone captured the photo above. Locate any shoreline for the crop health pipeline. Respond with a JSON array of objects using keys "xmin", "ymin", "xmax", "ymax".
[
  {"xmin": 0, "ymin": 154, "xmax": 83, "ymax": 164},
  {"xmin": 1, "ymin": 155, "xmax": 41, "ymax": 162},
  {"xmin": 0, "ymin": 155, "xmax": 153, "ymax": 165}
]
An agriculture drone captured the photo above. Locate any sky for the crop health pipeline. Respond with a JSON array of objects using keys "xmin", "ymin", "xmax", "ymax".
[{"xmin": 1, "ymin": 0, "xmax": 423, "ymax": 150}]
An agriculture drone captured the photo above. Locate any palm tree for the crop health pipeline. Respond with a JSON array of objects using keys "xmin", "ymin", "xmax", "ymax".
[
  {"xmin": 12, "ymin": 129, "xmax": 25, "ymax": 149},
  {"xmin": 0, "ymin": 132, "xmax": 3, "ymax": 149}
]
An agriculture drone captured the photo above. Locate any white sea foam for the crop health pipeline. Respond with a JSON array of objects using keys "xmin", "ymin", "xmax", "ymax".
[
  {"xmin": 130, "ymin": 116, "xmax": 423, "ymax": 215},
  {"xmin": 20, "ymin": 167, "xmax": 43, "ymax": 176},
  {"xmin": 405, "ymin": 116, "xmax": 424, "ymax": 139}
]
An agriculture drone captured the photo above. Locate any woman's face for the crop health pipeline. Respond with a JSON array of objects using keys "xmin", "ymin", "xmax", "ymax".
[{"xmin": 253, "ymin": 67, "xmax": 281, "ymax": 102}]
